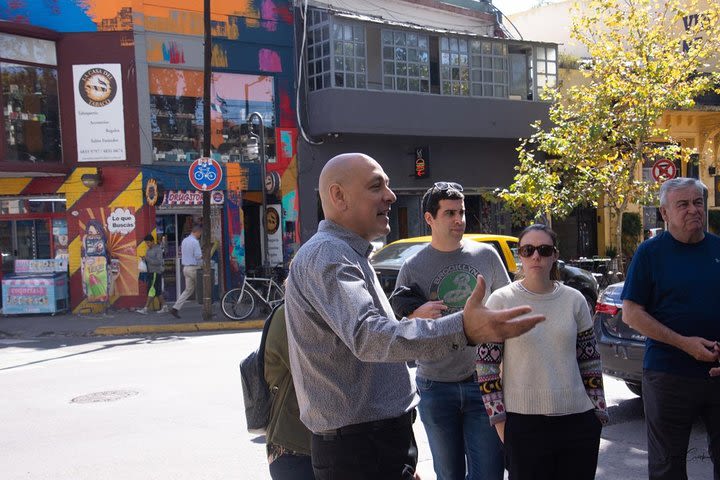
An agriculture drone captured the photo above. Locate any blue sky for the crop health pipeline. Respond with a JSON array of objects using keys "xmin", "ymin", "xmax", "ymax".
[{"xmin": 491, "ymin": 0, "xmax": 564, "ymax": 15}]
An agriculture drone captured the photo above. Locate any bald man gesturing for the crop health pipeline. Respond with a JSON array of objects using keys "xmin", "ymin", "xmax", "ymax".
[{"xmin": 285, "ymin": 153, "xmax": 544, "ymax": 480}]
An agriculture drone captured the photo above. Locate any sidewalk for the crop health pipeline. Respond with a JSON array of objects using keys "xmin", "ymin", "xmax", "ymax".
[{"xmin": 0, "ymin": 302, "xmax": 265, "ymax": 338}]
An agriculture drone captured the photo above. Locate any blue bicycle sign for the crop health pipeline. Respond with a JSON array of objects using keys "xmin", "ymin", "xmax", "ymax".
[{"xmin": 188, "ymin": 157, "xmax": 223, "ymax": 191}]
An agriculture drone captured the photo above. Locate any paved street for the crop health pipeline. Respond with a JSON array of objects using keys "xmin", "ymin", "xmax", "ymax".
[{"xmin": 0, "ymin": 330, "xmax": 714, "ymax": 479}]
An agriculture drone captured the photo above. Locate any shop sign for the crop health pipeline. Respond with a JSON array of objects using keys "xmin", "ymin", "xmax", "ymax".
[
  {"xmin": 264, "ymin": 204, "xmax": 283, "ymax": 265},
  {"xmin": 145, "ymin": 178, "xmax": 163, "ymax": 206},
  {"xmin": 73, "ymin": 64, "xmax": 126, "ymax": 162},
  {"xmin": 14, "ymin": 259, "xmax": 67, "ymax": 274},
  {"xmin": 162, "ymin": 190, "xmax": 225, "ymax": 206},
  {"xmin": 414, "ymin": 146, "xmax": 430, "ymax": 178}
]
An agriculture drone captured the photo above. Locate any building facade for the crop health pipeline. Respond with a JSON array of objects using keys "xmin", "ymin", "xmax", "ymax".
[
  {"xmin": 294, "ymin": 0, "xmax": 556, "ymax": 243},
  {"xmin": 0, "ymin": 1, "xmax": 299, "ymax": 312}
]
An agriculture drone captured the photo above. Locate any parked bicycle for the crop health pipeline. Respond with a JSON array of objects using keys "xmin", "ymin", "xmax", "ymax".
[{"xmin": 221, "ymin": 269, "xmax": 286, "ymax": 320}]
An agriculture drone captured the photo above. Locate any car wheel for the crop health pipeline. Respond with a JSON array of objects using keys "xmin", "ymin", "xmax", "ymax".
[{"xmin": 625, "ymin": 382, "xmax": 642, "ymax": 397}]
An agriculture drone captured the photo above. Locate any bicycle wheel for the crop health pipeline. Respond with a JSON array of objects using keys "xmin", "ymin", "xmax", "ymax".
[
  {"xmin": 221, "ymin": 288, "xmax": 255, "ymax": 320},
  {"xmin": 267, "ymin": 283, "xmax": 284, "ymax": 309}
]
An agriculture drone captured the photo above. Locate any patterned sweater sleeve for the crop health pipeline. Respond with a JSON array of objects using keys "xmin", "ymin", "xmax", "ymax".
[
  {"xmin": 476, "ymin": 342, "xmax": 505, "ymax": 425},
  {"xmin": 577, "ymin": 327, "xmax": 609, "ymax": 425}
]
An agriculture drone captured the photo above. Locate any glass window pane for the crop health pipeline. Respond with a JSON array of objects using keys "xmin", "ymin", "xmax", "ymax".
[
  {"xmin": 484, "ymin": 85, "xmax": 493, "ymax": 96},
  {"xmin": 471, "ymin": 40, "xmax": 482, "ymax": 53},
  {"xmin": 482, "ymin": 42, "xmax": 491, "ymax": 54},
  {"xmin": 0, "ymin": 33, "xmax": 57, "ymax": 66},
  {"xmin": 441, "ymin": 52, "xmax": 450, "ymax": 65},
  {"xmin": 409, "ymin": 78, "xmax": 419, "ymax": 91},
  {"xmin": 384, "ymin": 76, "xmax": 394, "ymax": 89},
  {"xmin": 408, "ymin": 33, "xmax": 418, "ymax": 47},
  {"xmin": 418, "ymin": 50, "xmax": 429, "ymax": 63},
  {"xmin": 441, "ymin": 66, "xmax": 450, "ymax": 79},
  {"xmin": 420, "ymin": 65, "xmax": 429, "ymax": 77},
  {"xmin": 547, "ymin": 76, "xmax": 557, "ymax": 88},
  {"xmin": 537, "ymin": 62, "xmax": 546, "ymax": 74},
  {"xmin": 418, "ymin": 35, "xmax": 428, "ymax": 49},
  {"xmin": 322, "ymin": 26, "xmax": 329, "ymax": 41},
  {"xmin": 548, "ymin": 62, "xmax": 557, "ymax": 75},
  {"xmin": 459, "ymin": 40, "xmax": 468, "ymax": 52},
  {"xmin": 451, "ymin": 54, "xmax": 459, "ymax": 66},
  {"xmin": 483, "ymin": 70, "xmax": 492, "ymax": 82},
  {"xmin": 346, "ymin": 73, "xmax": 355, "ymax": 88},
  {"xmin": 335, "ymin": 41, "xmax": 343, "ymax": 54},
  {"xmin": 397, "ymin": 63, "xmax": 408, "ymax": 75},
  {"xmin": 472, "ymin": 84, "xmax": 483, "ymax": 96},
  {"xmin": 394, "ymin": 32, "xmax": 406, "ymax": 46},
  {"xmin": 356, "ymin": 59, "xmax": 366, "ymax": 72},
  {"xmin": 335, "ymin": 72, "xmax": 344, "ymax": 87},
  {"xmin": 344, "ymin": 43, "xmax": 354, "ymax": 56},
  {"xmin": 323, "ymin": 58, "xmax": 330, "ymax": 71},
  {"xmin": 409, "ymin": 63, "xmax": 419, "ymax": 77},
  {"xmin": 343, "ymin": 25, "xmax": 352, "ymax": 41},
  {"xmin": 353, "ymin": 26, "xmax": 364, "ymax": 42},
  {"xmin": 333, "ymin": 23, "xmax": 342, "ymax": 39},
  {"xmin": 357, "ymin": 75, "xmax": 366, "ymax": 88},
  {"xmin": 441, "ymin": 37, "xmax": 449, "ymax": 51},
  {"xmin": 494, "ymin": 85, "xmax": 506, "ymax": 97},
  {"xmin": 472, "ymin": 70, "xmax": 482, "ymax": 82},
  {"xmin": 397, "ymin": 77, "xmax": 408, "ymax": 90},
  {"xmin": 335, "ymin": 56, "xmax": 344, "ymax": 71},
  {"xmin": 384, "ymin": 61, "xmax": 395, "ymax": 75},
  {"xmin": 355, "ymin": 44, "xmax": 364, "ymax": 57},
  {"xmin": 1, "ymin": 63, "xmax": 61, "ymax": 163},
  {"xmin": 460, "ymin": 54, "xmax": 468, "ymax": 66},
  {"xmin": 383, "ymin": 46, "xmax": 394, "ymax": 59},
  {"xmin": 537, "ymin": 74, "xmax": 547, "ymax": 88},
  {"xmin": 537, "ymin": 47, "xmax": 546, "ymax": 60},
  {"xmin": 408, "ymin": 48, "xmax": 418, "ymax": 63},
  {"xmin": 450, "ymin": 38, "xmax": 459, "ymax": 52},
  {"xmin": 451, "ymin": 67, "xmax": 460, "ymax": 80},
  {"xmin": 492, "ymin": 42, "xmax": 503, "ymax": 55},
  {"xmin": 323, "ymin": 73, "xmax": 331, "ymax": 87},
  {"xmin": 442, "ymin": 81, "xmax": 451, "ymax": 94},
  {"xmin": 420, "ymin": 79, "xmax": 429, "ymax": 92},
  {"xmin": 308, "ymin": 62, "xmax": 315, "ymax": 76},
  {"xmin": 395, "ymin": 48, "xmax": 407, "ymax": 61},
  {"xmin": 344, "ymin": 57, "xmax": 352, "ymax": 71},
  {"xmin": 547, "ymin": 48, "xmax": 556, "ymax": 61},
  {"xmin": 493, "ymin": 57, "xmax": 503, "ymax": 70},
  {"xmin": 383, "ymin": 30, "xmax": 393, "ymax": 45},
  {"xmin": 308, "ymin": 45, "xmax": 315, "ymax": 60},
  {"xmin": 322, "ymin": 43, "xmax": 330, "ymax": 57}
]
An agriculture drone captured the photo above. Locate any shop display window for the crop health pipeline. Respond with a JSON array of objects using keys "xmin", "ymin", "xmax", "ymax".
[
  {"xmin": 149, "ymin": 67, "xmax": 276, "ymax": 163},
  {"xmin": 1, "ymin": 62, "xmax": 61, "ymax": 163}
]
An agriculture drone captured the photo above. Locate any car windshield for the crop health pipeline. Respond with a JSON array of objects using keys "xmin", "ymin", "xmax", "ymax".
[{"xmin": 370, "ymin": 242, "xmax": 427, "ymax": 268}]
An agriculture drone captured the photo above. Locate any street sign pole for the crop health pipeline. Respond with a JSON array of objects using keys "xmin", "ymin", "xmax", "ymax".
[{"xmin": 201, "ymin": 0, "xmax": 212, "ymax": 321}]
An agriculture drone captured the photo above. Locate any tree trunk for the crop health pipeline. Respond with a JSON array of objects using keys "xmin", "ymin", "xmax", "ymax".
[{"xmin": 614, "ymin": 207, "xmax": 624, "ymax": 274}]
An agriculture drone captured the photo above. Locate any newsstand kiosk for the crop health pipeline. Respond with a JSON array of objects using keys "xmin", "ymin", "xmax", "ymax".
[{"xmin": 1, "ymin": 259, "xmax": 69, "ymax": 315}]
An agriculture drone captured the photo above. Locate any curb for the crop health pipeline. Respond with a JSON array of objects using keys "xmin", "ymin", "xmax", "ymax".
[{"xmin": 93, "ymin": 320, "xmax": 265, "ymax": 336}]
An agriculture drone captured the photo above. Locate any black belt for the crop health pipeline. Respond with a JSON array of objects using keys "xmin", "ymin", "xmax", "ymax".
[
  {"xmin": 314, "ymin": 409, "xmax": 415, "ymax": 439},
  {"xmin": 461, "ymin": 372, "xmax": 477, "ymax": 383}
]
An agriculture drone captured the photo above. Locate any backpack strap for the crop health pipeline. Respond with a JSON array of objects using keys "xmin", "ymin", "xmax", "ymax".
[{"xmin": 258, "ymin": 301, "xmax": 284, "ymax": 368}]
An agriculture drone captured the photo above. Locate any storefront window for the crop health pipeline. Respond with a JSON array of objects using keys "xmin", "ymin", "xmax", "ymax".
[
  {"xmin": 149, "ymin": 68, "xmax": 275, "ymax": 163},
  {"xmin": 1, "ymin": 62, "xmax": 61, "ymax": 163}
]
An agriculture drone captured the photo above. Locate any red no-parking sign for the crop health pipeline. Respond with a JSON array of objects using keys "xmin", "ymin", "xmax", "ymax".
[
  {"xmin": 188, "ymin": 157, "xmax": 223, "ymax": 191},
  {"xmin": 651, "ymin": 159, "xmax": 677, "ymax": 183}
]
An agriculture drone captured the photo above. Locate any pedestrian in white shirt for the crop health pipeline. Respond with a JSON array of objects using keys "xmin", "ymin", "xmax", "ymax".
[{"xmin": 171, "ymin": 224, "xmax": 202, "ymax": 318}]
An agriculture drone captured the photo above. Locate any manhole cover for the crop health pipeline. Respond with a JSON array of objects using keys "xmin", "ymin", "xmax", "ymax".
[{"xmin": 71, "ymin": 390, "xmax": 138, "ymax": 404}]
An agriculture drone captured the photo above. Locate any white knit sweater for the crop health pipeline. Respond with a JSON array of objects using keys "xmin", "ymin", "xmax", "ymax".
[{"xmin": 486, "ymin": 282, "xmax": 595, "ymax": 415}]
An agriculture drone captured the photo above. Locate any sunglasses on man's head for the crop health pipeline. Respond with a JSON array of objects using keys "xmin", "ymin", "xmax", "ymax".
[
  {"xmin": 518, "ymin": 244, "xmax": 556, "ymax": 258},
  {"xmin": 433, "ymin": 181, "xmax": 463, "ymax": 192}
]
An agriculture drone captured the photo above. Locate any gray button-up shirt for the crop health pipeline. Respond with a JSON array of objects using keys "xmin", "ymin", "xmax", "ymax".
[{"xmin": 285, "ymin": 220, "xmax": 468, "ymax": 433}]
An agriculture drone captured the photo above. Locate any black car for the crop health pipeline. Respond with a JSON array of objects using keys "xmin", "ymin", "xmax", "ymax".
[{"xmin": 593, "ymin": 281, "xmax": 646, "ymax": 396}]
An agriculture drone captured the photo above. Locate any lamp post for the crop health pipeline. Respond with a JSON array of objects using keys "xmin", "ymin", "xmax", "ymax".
[{"xmin": 247, "ymin": 111, "xmax": 269, "ymax": 272}]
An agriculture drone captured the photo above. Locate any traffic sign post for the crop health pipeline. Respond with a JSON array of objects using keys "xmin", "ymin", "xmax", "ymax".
[
  {"xmin": 652, "ymin": 159, "xmax": 677, "ymax": 183},
  {"xmin": 189, "ymin": 157, "xmax": 223, "ymax": 191}
]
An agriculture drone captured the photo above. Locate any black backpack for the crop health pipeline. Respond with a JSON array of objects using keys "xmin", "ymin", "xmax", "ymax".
[{"xmin": 239, "ymin": 302, "xmax": 282, "ymax": 434}]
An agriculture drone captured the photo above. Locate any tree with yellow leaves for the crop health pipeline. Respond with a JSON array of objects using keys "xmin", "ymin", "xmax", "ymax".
[{"xmin": 500, "ymin": 0, "xmax": 720, "ymax": 271}]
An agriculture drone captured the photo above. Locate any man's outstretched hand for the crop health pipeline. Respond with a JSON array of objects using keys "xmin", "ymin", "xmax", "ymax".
[{"xmin": 463, "ymin": 275, "xmax": 545, "ymax": 343}]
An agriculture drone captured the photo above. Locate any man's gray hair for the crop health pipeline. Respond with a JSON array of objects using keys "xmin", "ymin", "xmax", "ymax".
[{"xmin": 659, "ymin": 177, "xmax": 707, "ymax": 207}]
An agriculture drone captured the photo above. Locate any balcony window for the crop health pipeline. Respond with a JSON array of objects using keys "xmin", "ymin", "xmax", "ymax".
[
  {"xmin": 382, "ymin": 30, "xmax": 430, "ymax": 93},
  {"xmin": 0, "ymin": 33, "xmax": 61, "ymax": 164},
  {"xmin": 307, "ymin": 12, "xmax": 365, "ymax": 90},
  {"xmin": 535, "ymin": 45, "xmax": 557, "ymax": 90},
  {"xmin": 440, "ymin": 36, "xmax": 470, "ymax": 96},
  {"xmin": 471, "ymin": 40, "xmax": 508, "ymax": 98}
]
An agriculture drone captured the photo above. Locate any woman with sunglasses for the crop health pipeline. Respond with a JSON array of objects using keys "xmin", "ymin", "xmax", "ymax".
[{"xmin": 476, "ymin": 224, "xmax": 608, "ymax": 480}]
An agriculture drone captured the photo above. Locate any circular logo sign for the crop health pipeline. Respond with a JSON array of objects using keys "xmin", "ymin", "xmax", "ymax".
[
  {"xmin": 265, "ymin": 171, "xmax": 281, "ymax": 195},
  {"xmin": 265, "ymin": 206, "xmax": 280, "ymax": 235},
  {"xmin": 652, "ymin": 159, "xmax": 677, "ymax": 183},
  {"xmin": 189, "ymin": 157, "xmax": 223, "ymax": 191},
  {"xmin": 145, "ymin": 178, "xmax": 163, "ymax": 207},
  {"xmin": 78, "ymin": 68, "xmax": 117, "ymax": 107}
]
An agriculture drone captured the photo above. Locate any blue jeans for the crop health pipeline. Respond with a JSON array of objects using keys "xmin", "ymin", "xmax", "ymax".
[{"xmin": 416, "ymin": 375, "xmax": 504, "ymax": 480}]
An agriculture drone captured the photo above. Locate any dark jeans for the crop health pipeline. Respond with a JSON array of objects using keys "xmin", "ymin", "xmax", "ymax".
[
  {"xmin": 643, "ymin": 370, "xmax": 720, "ymax": 480},
  {"xmin": 311, "ymin": 411, "xmax": 417, "ymax": 480},
  {"xmin": 269, "ymin": 452, "xmax": 315, "ymax": 480},
  {"xmin": 416, "ymin": 375, "xmax": 504, "ymax": 480},
  {"xmin": 504, "ymin": 410, "xmax": 601, "ymax": 480}
]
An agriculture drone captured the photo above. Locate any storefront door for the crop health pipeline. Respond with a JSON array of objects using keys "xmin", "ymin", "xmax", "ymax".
[{"xmin": 156, "ymin": 212, "xmax": 201, "ymax": 301}]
